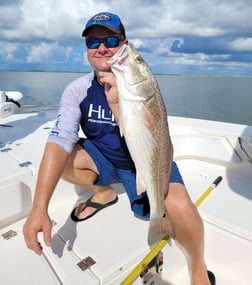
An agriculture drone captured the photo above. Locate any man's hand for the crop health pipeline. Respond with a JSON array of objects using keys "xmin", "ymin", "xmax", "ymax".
[
  {"xmin": 23, "ymin": 209, "xmax": 52, "ymax": 255},
  {"xmin": 97, "ymin": 71, "xmax": 120, "ymax": 123},
  {"xmin": 97, "ymin": 71, "xmax": 118, "ymax": 104}
]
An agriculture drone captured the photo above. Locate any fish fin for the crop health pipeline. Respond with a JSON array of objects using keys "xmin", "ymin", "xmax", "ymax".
[
  {"xmin": 148, "ymin": 208, "xmax": 175, "ymax": 246},
  {"xmin": 136, "ymin": 172, "xmax": 146, "ymax": 195},
  {"xmin": 136, "ymin": 103, "xmax": 155, "ymax": 129}
]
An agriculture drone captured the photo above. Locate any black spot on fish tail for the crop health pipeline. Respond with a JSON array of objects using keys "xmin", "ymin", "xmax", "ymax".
[{"xmin": 147, "ymin": 212, "xmax": 174, "ymax": 246}]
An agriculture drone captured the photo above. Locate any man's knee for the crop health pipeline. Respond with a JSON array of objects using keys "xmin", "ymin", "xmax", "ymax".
[{"xmin": 165, "ymin": 183, "xmax": 193, "ymax": 214}]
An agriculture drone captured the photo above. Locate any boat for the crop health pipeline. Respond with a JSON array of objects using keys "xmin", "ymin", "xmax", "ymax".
[
  {"xmin": 0, "ymin": 91, "xmax": 23, "ymax": 119},
  {"xmin": 1, "ymin": 105, "xmax": 252, "ymax": 284}
]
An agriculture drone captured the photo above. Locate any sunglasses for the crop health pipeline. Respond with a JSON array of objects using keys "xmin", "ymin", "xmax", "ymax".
[{"xmin": 86, "ymin": 36, "xmax": 122, "ymax": 49}]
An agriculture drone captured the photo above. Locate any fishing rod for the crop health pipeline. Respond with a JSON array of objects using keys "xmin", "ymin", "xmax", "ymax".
[{"xmin": 121, "ymin": 175, "xmax": 223, "ymax": 285}]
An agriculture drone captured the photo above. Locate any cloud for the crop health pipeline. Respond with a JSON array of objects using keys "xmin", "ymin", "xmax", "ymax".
[
  {"xmin": 1, "ymin": 0, "xmax": 251, "ymax": 40},
  {"xmin": 229, "ymin": 38, "xmax": 252, "ymax": 52},
  {"xmin": 26, "ymin": 42, "xmax": 72, "ymax": 63},
  {"xmin": 0, "ymin": 43, "xmax": 16, "ymax": 60},
  {"xmin": 0, "ymin": 0, "xmax": 252, "ymax": 75},
  {"xmin": 0, "ymin": 1, "xmax": 23, "ymax": 31}
]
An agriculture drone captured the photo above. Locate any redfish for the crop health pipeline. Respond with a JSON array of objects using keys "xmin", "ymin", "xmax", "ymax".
[{"xmin": 109, "ymin": 44, "xmax": 174, "ymax": 245}]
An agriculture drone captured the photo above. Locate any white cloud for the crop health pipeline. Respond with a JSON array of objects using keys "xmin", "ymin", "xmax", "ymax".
[
  {"xmin": 0, "ymin": 42, "xmax": 17, "ymax": 60},
  {"xmin": 229, "ymin": 38, "xmax": 252, "ymax": 52},
  {"xmin": 1, "ymin": 0, "xmax": 252, "ymax": 74},
  {"xmin": 27, "ymin": 42, "xmax": 72, "ymax": 63},
  {"xmin": 5, "ymin": 44, "xmax": 17, "ymax": 60},
  {"xmin": 173, "ymin": 52, "xmax": 228, "ymax": 66},
  {"xmin": 130, "ymin": 38, "xmax": 144, "ymax": 49},
  {"xmin": 0, "ymin": 4, "xmax": 21, "ymax": 29},
  {"xmin": 0, "ymin": 0, "xmax": 251, "ymax": 40}
]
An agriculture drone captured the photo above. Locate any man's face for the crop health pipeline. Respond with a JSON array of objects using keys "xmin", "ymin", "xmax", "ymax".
[{"xmin": 86, "ymin": 26, "xmax": 127, "ymax": 72}]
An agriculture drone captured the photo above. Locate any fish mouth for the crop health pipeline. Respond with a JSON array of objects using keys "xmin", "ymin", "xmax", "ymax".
[
  {"xmin": 109, "ymin": 44, "xmax": 147, "ymax": 86},
  {"xmin": 108, "ymin": 44, "xmax": 129, "ymax": 67}
]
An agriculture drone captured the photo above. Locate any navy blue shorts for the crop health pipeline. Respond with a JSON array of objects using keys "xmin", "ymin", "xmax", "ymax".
[{"xmin": 79, "ymin": 139, "xmax": 184, "ymax": 218}]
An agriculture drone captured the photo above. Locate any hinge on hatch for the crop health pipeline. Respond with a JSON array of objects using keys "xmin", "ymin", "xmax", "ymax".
[
  {"xmin": 0, "ymin": 147, "xmax": 11, "ymax": 152},
  {"xmin": 1, "ymin": 230, "xmax": 17, "ymax": 240},
  {"xmin": 140, "ymin": 251, "xmax": 163, "ymax": 284},
  {"xmin": 77, "ymin": 256, "xmax": 96, "ymax": 271},
  {"xmin": 19, "ymin": 161, "xmax": 32, "ymax": 167}
]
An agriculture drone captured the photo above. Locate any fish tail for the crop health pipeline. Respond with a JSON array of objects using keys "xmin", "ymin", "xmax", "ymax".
[{"xmin": 147, "ymin": 211, "xmax": 174, "ymax": 246}]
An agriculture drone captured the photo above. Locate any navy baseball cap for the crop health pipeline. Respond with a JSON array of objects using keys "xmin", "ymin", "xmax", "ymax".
[{"xmin": 82, "ymin": 12, "xmax": 126, "ymax": 38}]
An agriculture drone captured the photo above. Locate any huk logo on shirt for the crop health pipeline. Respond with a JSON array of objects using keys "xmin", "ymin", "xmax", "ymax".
[{"xmin": 88, "ymin": 103, "xmax": 117, "ymax": 126}]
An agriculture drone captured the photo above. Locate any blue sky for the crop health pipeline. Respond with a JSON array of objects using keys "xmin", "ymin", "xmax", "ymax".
[{"xmin": 0, "ymin": 0, "xmax": 252, "ymax": 75}]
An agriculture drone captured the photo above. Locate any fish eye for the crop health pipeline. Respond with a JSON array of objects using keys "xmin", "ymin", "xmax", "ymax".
[{"xmin": 135, "ymin": 55, "xmax": 143, "ymax": 64}]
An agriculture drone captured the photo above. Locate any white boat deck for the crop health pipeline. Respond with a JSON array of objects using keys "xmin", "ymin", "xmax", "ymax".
[{"xmin": 1, "ymin": 112, "xmax": 252, "ymax": 284}]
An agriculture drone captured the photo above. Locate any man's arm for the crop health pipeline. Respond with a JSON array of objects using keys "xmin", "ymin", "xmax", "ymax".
[{"xmin": 23, "ymin": 142, "xmax": 69, "ymax": 255}]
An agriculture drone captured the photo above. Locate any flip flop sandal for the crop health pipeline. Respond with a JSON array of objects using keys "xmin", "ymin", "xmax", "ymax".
[
  {"xmin": 207, "ymin": 270, "xmax": 216, "ymax": 285},
  {"xmin": 71, "ymin": 195, "xmax": 118, "ymax": 222}
]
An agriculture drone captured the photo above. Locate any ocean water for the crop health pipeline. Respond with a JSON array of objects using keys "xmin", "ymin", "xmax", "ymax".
[{"xmin": 0, "ymin": 71, "xmax": 251, "ymax": 126}]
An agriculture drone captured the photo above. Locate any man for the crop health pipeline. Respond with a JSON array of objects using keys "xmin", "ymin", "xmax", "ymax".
[{"xmin": 23, "ymin": 12, "xmax": 215, "ymax": 285}]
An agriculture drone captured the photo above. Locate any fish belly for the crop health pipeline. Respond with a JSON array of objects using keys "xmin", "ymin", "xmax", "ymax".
[{"xmin": 120, "ymin": 98, "xmax": 174, "ymax": 246}]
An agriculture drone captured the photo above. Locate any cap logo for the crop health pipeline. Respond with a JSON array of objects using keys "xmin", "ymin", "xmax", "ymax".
[{"xmin": 93, "ymin": 14, "xmax": 111, "ymax": 21}]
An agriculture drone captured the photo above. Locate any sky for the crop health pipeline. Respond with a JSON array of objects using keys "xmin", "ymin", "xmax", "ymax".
[{"xmin": 0, "ymin": 0, "xmax": 252, "ymax": 75}]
